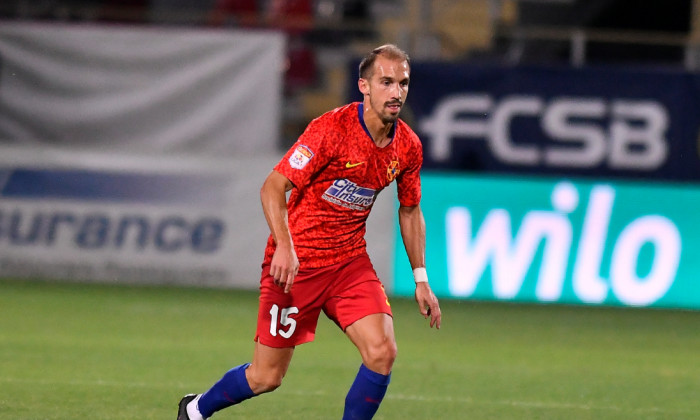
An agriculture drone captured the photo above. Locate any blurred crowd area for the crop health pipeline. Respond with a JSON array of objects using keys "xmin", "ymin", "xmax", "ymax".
[{"xmin": 2, "ymin": 0, "xmax": 698, "ymax": 146}]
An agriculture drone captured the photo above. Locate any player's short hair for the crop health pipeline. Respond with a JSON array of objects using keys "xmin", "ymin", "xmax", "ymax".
[{"xmin": 358, "ymin": 44, "xmax": 410, "ymax": 80}]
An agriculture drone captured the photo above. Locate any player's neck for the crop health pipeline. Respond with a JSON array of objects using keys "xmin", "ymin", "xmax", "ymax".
[
  {"xmin": 362, "ymin": 107, "xmax": 394, "ymax": 148},
  {"xmin": 371, "ymin": 125, "xmax": 393, "ymax": 148}
]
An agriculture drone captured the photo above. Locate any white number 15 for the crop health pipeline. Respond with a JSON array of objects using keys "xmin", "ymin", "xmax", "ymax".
[{"xmin": 269, "ymin": 304, "xmax": 299, "ymax": 339}]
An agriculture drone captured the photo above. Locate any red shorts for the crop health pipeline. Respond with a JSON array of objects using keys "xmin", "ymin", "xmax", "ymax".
[{"xmin": 255, "ymin": 254, "xmax": 392, "ymax": 348}]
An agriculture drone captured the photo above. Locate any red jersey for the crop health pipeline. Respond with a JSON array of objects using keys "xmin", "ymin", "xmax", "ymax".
[{"xmin": 263, "ymin": 102, "xmax": 423, "ymax": 268}]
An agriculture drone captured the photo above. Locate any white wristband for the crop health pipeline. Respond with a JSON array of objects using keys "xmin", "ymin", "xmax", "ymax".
[{"xmin": 413, "ymin": 267, "xmax": 428, "ymax": 284}]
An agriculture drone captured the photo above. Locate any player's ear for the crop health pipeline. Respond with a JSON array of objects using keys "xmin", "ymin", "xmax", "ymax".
[{"xmin": 358, "ymin": 78, "xmax": 369, "ymax": 96}]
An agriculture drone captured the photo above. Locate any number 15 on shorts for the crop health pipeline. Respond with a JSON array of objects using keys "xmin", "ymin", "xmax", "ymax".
[{"xmin": 269, "ymin": 304, "xmax": 299, "ymax": 338}]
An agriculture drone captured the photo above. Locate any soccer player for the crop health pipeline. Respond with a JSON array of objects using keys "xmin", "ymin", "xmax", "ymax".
[{"xmin": 178, "ymin": 43, "xmax": 441, "ymax": 420}]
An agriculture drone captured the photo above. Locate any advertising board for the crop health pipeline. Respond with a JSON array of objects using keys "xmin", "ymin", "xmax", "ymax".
[
  {"xmin": 394, "ymin": 172, "xmax": 700, "ymax": 309},
  {"xmin": 0, "ymin": 147, "xmax": 277, "ymax": 288},
  {"xmin": 405, "ymin": 63, "xmax": 700, "ymax": 181}
]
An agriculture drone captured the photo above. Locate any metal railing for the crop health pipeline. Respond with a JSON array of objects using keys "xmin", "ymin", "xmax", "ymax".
[{"xmin": 497, "ymin": 24, "xmax": 700, "ymax": 70}]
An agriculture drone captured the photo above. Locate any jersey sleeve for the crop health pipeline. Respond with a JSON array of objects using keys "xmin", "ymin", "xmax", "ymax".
[
  {"xmin": 274, "ymin": 115, "xmax": 337, "ymax": 189},
  {"xmin": 396, "ymin": 134, "xmax": 423, "ymax": 207}
]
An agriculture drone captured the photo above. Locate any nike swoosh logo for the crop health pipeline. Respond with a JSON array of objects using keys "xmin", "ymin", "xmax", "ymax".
[{"xmin": 345, "ymin": 161, "xmax": 365, "ymax": 168}]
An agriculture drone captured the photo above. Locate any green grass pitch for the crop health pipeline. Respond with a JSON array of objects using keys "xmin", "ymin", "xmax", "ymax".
[{"xmin": 1, "ymin": 278, "xmax": 699, "ymax": 419}]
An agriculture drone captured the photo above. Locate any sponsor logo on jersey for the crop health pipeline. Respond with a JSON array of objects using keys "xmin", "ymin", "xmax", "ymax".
[
  {"xmin": 387, "ymin": 160, "xmax": 400, "ymax": 182},
  {"xmin": 322, "ymin": 179, "xmax": 376, "ymax": 210},
  {"xmin": 289, "ymin": 145, "xmax": 314, "ymax": 169}
]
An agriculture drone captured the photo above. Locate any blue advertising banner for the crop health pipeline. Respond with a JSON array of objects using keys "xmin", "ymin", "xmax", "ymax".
[
  {"xmin": 394, "ymin": 173, "xmax": 700, "ymax": 310},
  {"xmin": 402, "ymin": 63, "xmax": 700, "ymax": 181}
]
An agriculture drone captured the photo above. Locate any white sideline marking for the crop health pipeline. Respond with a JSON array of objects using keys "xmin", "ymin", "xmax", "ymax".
[
  {"xmin": 384, "ymin": 393, "xmax": 680, "ymax": 415},
  {"xmin": 0, "ymin": 376, "xmax": 691, "ymax": 416}
]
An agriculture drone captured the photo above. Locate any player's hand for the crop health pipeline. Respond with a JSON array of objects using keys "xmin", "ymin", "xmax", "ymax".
[
  {"xmin": 415, "ymin": 282, "xmax": 441, "ymax": 329},
  {"xmin": 270, "ymin": 243, "xmax": 299, "ymax": 294}
]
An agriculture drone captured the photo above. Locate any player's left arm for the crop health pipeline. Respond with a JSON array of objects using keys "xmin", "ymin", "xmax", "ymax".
[{"xmin": 398, "ymin": 204, "xmax": 441, "ymax": 329}]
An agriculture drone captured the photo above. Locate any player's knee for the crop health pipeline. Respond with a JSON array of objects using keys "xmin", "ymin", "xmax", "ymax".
[
  {"xmin": 247, "ymin": 368, "xmax": 285, "ymax": 394},
  {"xmin": 259, "ymin": 376, "xmax": 284, "ymax": 393},
  {"xmin": 363, "ymin": 339, "xmax": 397, "ymax": 374}
]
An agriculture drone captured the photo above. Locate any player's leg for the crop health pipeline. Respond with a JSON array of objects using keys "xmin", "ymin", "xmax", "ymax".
[
  {"xmin": 246, "ymin": 341, "xmax": 295, "ymax": 393},
  {"xmin": 342, "ymin": 313, "xmax": 396, "ymax": 420},
  {"xmin": 345, "ymin": 312, "xmax": 396, "ymax": 374},
  {"xmin": 182, "ymin": 343, "xmax": 294, "ymax": 420},
  {"xmin": 179, "ymin": 264, "xmax": 322, "ymax": 420},
  {"xmin": 322, "ymin": 255, "xmax": 396, "ymax": 420}
]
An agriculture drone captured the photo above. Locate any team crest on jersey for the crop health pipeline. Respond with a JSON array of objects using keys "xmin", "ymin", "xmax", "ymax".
[
  {"xmin": 289, "ymin": 145, "xmax": 314, "ymax": 169},
  {"xmin": 322, "ymin": 179, "xmax": 377, "ymax": 210},
  {"xmin": 386, "ymin": 160, "xmax": 400, "ymax": 182}
]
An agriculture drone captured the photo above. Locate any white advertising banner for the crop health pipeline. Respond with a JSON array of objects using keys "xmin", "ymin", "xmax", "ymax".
[
  {"xmin": 0, "ymin": 146, "xmax": 279, "ymax": 287},
  {"xmin": 0, "ymin": 22, "xmax": 283, "ymax": 156}
]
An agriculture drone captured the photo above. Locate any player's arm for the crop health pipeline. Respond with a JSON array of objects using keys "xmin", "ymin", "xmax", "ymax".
[
  {"xmin": 398, "ymin": 204, "xmax": 441, "ymax": 329},
  {"xmin": 260, "ymin": 169, "xmax": 298, "ymax": 293}
]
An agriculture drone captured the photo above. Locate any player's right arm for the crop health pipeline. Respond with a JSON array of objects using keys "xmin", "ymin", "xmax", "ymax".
[{"xmin": 260, "ymin": 170, "xmax": 298, "ymax": 293}]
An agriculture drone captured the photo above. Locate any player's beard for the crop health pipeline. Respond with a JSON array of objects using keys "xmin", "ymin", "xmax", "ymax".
[{"xmin": 380, "ymin": 101, "xmax": 402, "ymax": 124}]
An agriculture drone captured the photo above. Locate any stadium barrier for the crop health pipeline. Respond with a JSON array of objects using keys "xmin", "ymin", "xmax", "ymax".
[{"xmin": 377, "ymin": 60, "xmax": 700, "ymax": 310}]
